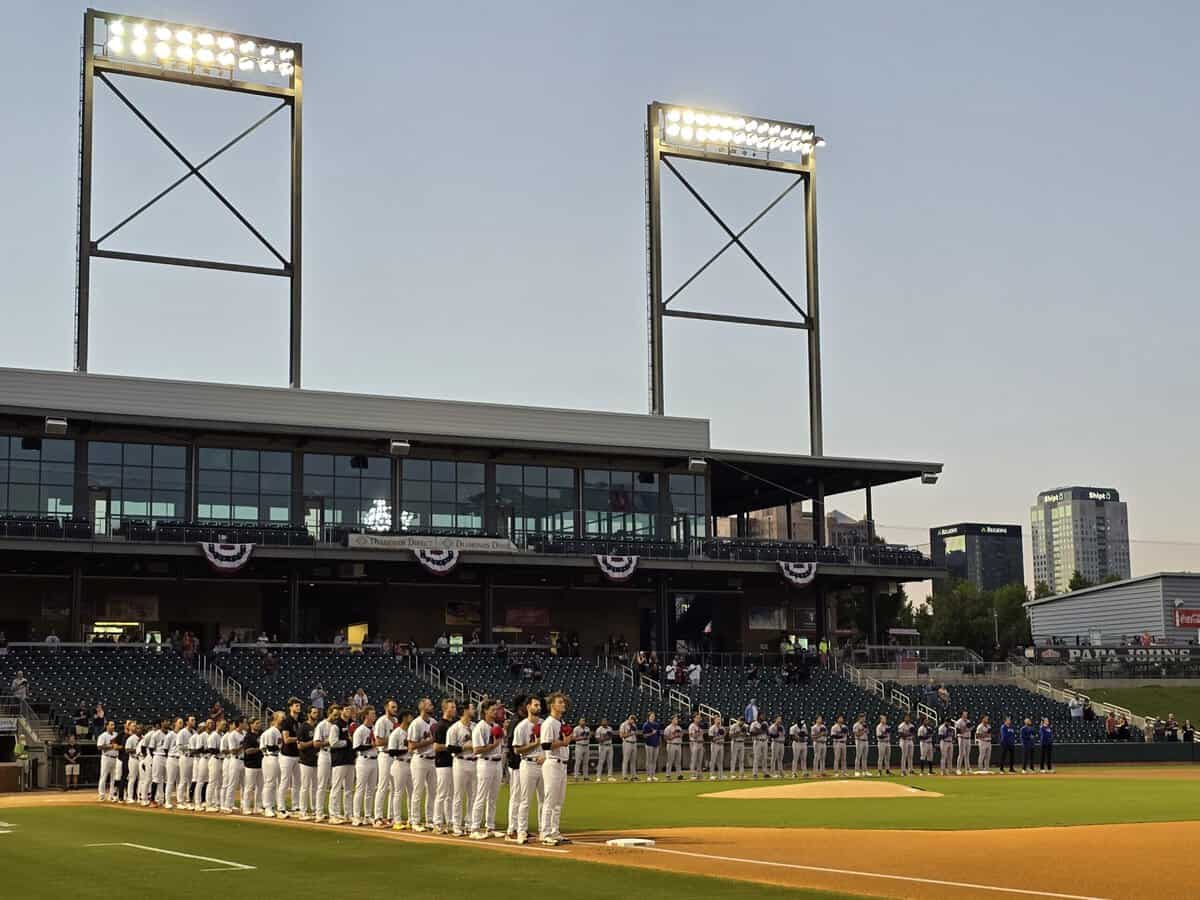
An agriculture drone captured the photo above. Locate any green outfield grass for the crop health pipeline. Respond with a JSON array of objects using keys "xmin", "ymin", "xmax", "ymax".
[
  {"xmin": 0, "ymin": 804, "xmax": 859, "ymax": 900},
  {"xmin": 1085, "ymin": 685, "xmax": 1200, "ymax": 724}
]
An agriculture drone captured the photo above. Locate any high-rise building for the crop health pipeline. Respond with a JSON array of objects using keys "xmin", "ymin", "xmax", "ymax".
[
  {"xmin": 1030, "ymin": 487, "xmax": 1130, "ymax": 593},
  {"xmin": 929, "ymin": 523, "xmax": 1024, "ymax": 593}
]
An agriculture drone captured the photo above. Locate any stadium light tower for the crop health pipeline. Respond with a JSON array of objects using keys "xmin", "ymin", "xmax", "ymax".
[
  {"xmin": 645, "ymin": 101, "xmax": 826, "ymax": 454},
  {"xmin": 75, "ymin": 9, "xmax": 304, "ymax": 386}
]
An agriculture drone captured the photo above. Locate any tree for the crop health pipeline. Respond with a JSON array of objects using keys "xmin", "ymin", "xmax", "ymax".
[
  {"xmin": 922, "ymin": 580, "xmax": 1032, "ymax": 657},
  {"xmin": 1068, "ymin": 570, "xmax": 1094, "ymax": 591},
  {"xmin": 1034, "ymin": 581, "xmax": 1053, "ymax": 599},
  {"xmin": 1100, "ymin": 574, "xmax": 1123, "ymax": 584}
]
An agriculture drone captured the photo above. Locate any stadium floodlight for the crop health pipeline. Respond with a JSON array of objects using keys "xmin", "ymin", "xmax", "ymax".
[
  {"xmin": 76, "ymin": 9, "xmax": 305, "ymax": 387},
  {"xmin": 645, "ymin": 100, "xmax": 826, "ymax": 456}
]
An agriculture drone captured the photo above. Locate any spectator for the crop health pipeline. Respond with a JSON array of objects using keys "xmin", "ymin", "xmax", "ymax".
[
  {"xmin": 256, "ymin": 631, "xmax": 270, "ymax": 653},
  {"xmin": 937, "ymin": 685, "xmax": 951, "ymax": 706},
  {"xmin": 210, "ymin": 700, "xmax": 225, "ymax": 723},
  {"xmin": 63, "ymin": 735, "xmax": 80, "ymax": 791},
  {"xmin": 1117, "ymin": 716, "xmax": 1131, "ymax": 741},
  {"xmin": 495, "ymin": 639, "xmax": 508, "ymax": 659},
  {"xmin": 352, "ymin": 687, "xmax": 369, "ymax": 710},
  {"xmin": 0, "ymin": 630, "xmax": 7, "ymax": 656},
  {"xmin": 434, "ymin": 632, "xmax": 449, "ymax": 652},
  {"xmin": 310, "ymin": 683, "xmax": 327, "ymax": 713},
  {"xmin": 744, "ymin": 663, "xmax": 759, "ymax": 684},
  {"xmin": 1166, "ymin": 714, "xmax": 1180, "ymax": 741},
  {"xmin": 1184, "ymin": 720, "xmax": 1195, "ymax": 743},
  {"xmin": 91, "ymin": 704, "xmax": 105, "ymax": 736},
  {"xmin": 1105, "ymin": 712, "xmax": 1118, "ymax": 740},
  {"xmin": 687, "ymin": 661, "xmax": 701, "ymax": 686},
  {"xmin": 46, "ymin": 629, "xmax": 61, "ymax": 652},
  {"xmin": 665, "ymin": 661, "xmax": 677, "ymax": 683},
  {"xmin": 73, "ymin": 704, "xmax": 89, "ymax": 736},
  {"xmin": 569, "ymin": 632, "xmax": 580, "ymax": 657},
  {"xmin": 1069, "ymin": 697, "xmax": 1083, "ymax": 720},
  {"xmin": 407, "ymin": 636, "xmax": 418, "ymax": 656},
  {"xmin": 212, "ymin": 635, "xmax": 230, "ymax": 656},
  {"xmin": 261, "ymin": 651, "xmax": 278, "ymax": 676},
  {"xmin": 333, "ymin": 629, "xmax": 348, "ymax": 653},
  {"xmin": 10, "ymin": 670, "xmax": 29, "ymax": 700},
  {"xmin": 744, "ymin": 698, "xmax": 758, "ymax": 724}
]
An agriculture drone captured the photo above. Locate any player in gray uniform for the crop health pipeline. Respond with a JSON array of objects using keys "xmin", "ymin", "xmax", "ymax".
[
  {"xmin": 593, "ymin": 718, "xmax": 614, "ymax": 782},
  {"xmin": 875, "ymin": 715, "xmax": 892, "ymax": 776},
  {"xmin": 916, "ymin": 716, "xmax": 935, "ymax": 775},
  {"xmin": 974, "ymin": 715, "xmax": 992, "ymax": 772},
  {"xmin": 830, "ymin": 715, "xmax": 848, "ymax": 775},
  {"xmin": 938, "ymin": 719, "xmax": 954, "ymax": 775},
  {"xmin": 728, "ymin": 717, "xmax": 746, "ymax": 779},
  {"xmin": 708, "ymin": 714, "xmax": 726, "ymax": 779},
  {"xmin": 811, "ymin": 716, "xmax": 828, "ymax": 777},
  {"xmin": 662, "ymin": 715, "xmax": 684, "ymax": 780},
  {"xmin": 768, "ymin": 716, "xmax": 786, "ymax": 776},
  {"xmin": 789, "ymin": 719, "xmax": 808, "ymax": 777},
  {"xmin": 954, "ymin": 711, "xmax": 972, "ymax": 774},
  {"xmin": 852, "ymin": 714, "xmax": 870, "ymax": 777},
  {"xmin": 897, "ymin": 714, "xmax": 915, "ymax": 776},
  {"xmin": 618, "ymin": 715, "xmax": 638, "ymax": 781},
  {"xmin": 571, "ymin": 718, "xmax": 591, "ymax": 781},
  {"xmin": 749, "ymin": 716, "xmax": 767, "ymax": 778},
  {"xmin": 687, "ymin": 714, "xmax": 705, "ymax": 780}
]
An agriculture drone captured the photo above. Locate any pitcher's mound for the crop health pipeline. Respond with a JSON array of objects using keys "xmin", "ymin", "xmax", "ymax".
[{"xmin": 700, "ymin": 780, "xmax": 942, "ymax": 800}]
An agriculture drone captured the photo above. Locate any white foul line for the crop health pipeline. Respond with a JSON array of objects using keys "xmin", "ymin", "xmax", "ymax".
[
  {"xmin": 593, "ymin": 844, "xmax": 1112, "ymax": 900},
  {"xmin": 85, "ymin": 842, "xmax": 256, "ymax": 871}
]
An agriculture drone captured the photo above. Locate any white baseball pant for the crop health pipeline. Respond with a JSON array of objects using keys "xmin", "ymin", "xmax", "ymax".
[
  {"xmin": 471, "ymin": 759, "xmax": 501, "ymax": 833},
  {"xmin": 278, "ymin": 755, "xmax": 299, "ymax": 813},
  {"xmin": 433, "ymin": 766, "xmax": 454, "ymax": 828},
  {"xmin": 316, "ymin": 752, "xmax": 332, "ymax": 818},
  {"xmin": 408, "ymin": 757, "xmax": 436, "ymax": 827},
  {"xmin": 451, "ymin": 759, "xmax": 476, "ymax": 831},
  {"xmin": 539, "ymin": 757, "xmax": 566, "ymax": 840},
  {"xmin": 241, "ymin": 765, "xmax": 263, "ymax": 814},
  {"xmin": 373, "ymin": 754, "xmax": 392, "ymax": 821},
  {"xmin": 389, "ymin": 759, "xmax": 412, "ymax": 824},
  {"xmin": 353, "ymin": 757, "xmax": 378, "ymax": 821},
  {"xmin": 222, "ymin": 759, "xmax": 244, "ymax": 810},
  {"xmin": 262, "ymin": 756, "xmax": 280, "ymax": 814},
  {"xmin": 330, "ymin": 764, "xmax": 354, "ymax": 819}
]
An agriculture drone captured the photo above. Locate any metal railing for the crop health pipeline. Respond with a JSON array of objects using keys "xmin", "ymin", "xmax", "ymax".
[
  {"xmin": 698, "ymin": 702, "xmax": 722, "ymax": 723},
  {"xmin": 446, "ymin": 676, "xmax": 466, "ymax": 702},
  {"xmin": 891, "ymin": 689, "xmax": 912, "ymax": 712},
  {"xmin": 668, "ymin": 688, "xmax": 692, "ymax": 716},
  {"xmin": 917, "ymin": 702, "xmax": 940, "ymax": 726},
  {"xmin": 640, "ymin": 674, "xmax": 663, "ymax": 701},
  {"xmin": 1035, "ymin": 680, "xmax": 1144, "ymax": 732}
]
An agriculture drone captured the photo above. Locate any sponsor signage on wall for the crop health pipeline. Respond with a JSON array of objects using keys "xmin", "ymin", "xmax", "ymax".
[
  {"xmin": 347, "ymin": 534, "xmax": 519, "ymax": 552},
  {"xmin": 1173, "ymin": 608, "xmax": 1200, "ymax": 628},
  {"xmin": 1062, "ymin": 646, "xmax": 1194, "ymax": 662}
]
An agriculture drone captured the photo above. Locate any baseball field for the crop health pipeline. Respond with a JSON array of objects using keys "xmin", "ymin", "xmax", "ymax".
[{"xmin": 2, "ymin": 767, "xmax": 1198, "ymax": 899}]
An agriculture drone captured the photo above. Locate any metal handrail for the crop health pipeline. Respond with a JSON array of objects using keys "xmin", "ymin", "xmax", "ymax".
[
  {"xmin": 917, "ymin": 702, "xmax": 940, "ymax": 725},
  {"xmin": 668, "ymin": 688, "xmax": 692, "ymax": 715},
  {"xmin": 640, "ymin": 674, "xmax": 663, "ymax": 700}
]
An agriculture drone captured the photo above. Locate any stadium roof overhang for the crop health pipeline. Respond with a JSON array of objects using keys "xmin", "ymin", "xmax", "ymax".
[{"xmin": 0, "ymin": 367, "xmax": 941, "ymax": 501}]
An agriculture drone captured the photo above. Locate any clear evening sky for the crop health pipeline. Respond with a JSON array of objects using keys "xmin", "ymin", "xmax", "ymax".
[{"xmin": 2, "ymin": 2, "xmax": 1198, "ymax": 593}]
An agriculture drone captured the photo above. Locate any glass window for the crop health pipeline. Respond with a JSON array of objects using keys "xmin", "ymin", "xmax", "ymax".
[
  {"xmin": 583, "ymin": 469, "xmax": 660, "ymax": 537},
  {"xmin": 494, "ymin": 464, "xmax": 575, "ymax": 538},
  {"xmin": 401, "ymin": 459, "xmax": 485, "ymax": 532},
  {"xmin": 302, "ymin": 452, "xmax": 391, "ymax": 534},
  {"xmin": 0, "ymin": 436, "xmax": 75, "ymax": 518},
  {"xmin": 86, "ymin": 440, "xmax": 185, "ymax": 532},
  {"xmin": 199, "ymin": 447, "xmax": 295, "ymax": 526}
]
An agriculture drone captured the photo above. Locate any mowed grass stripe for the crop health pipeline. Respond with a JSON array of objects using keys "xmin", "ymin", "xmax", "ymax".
[{"xmin": 0, "ymin": 805, "xmax": 862, "ymax": 900}]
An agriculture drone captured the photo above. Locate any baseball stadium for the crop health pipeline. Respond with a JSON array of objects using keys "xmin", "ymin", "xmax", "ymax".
[{"xmin": 2, "ymin": 9, "xmax": 1200, "ymax": 900}]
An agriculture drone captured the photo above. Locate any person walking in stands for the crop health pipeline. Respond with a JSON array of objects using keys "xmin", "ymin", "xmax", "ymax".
[
  {"xmin": 999, "ymin": 717, "xmax": 1017, "ymax": 773},
  {"xmin": 642, "ymin": 711, "xmax": 662, "ymax": 781},
  {"xmin": 1038, "ymin": 718, "xmax": 1055, "ymax": 773},
  {"xmin": 1020, "ymin": 717, "xmax": 1036, "ymax": 773}
]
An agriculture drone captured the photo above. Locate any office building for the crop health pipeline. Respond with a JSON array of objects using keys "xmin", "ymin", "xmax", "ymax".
[
  {"xmin": 929, "ymin": 522, "xmax": 1024, "ymax": 592},
  {"xmin": 1030, "ymin": 486, "xmax": 1131, "ymax": 594}
]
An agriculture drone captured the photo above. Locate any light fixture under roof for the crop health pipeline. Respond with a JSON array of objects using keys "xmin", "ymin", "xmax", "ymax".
[{"xmin": 655, "ymin": 104, "xmax": 819, "ymax": 160}]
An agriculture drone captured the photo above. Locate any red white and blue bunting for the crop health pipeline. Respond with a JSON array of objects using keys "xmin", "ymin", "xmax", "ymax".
[
  {"xmin": 595, "ymin": 555, "xmax": 639, "ymax": 582},
  {"xmin": 415, "ymin": 548, "xmax": 461, "ymax": 576},
  {"xmin": 778, "ymin": 561, "xmax": 817, "ymax": 587},
  {"xmin": 199, "ymin": 542, "xmax": 254, "ymax": 574}
]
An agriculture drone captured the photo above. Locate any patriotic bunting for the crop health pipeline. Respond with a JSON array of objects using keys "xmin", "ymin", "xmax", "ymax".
[
  {"xmin": 595, "ymin": 555, "xmax": 639, "ymax": 582},
  {"xmin": 415, "ymin": 548, "xmax": 461, "ymax": 576},
  {"xmin": 199, "ymin": 542, "xmax": 254, "ymax": 574},
  {"xmin": 778, "ymin": 561, "xmax": 817, "ymax": 587}
]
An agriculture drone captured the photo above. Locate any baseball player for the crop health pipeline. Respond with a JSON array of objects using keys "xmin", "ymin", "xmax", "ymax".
[
  {"xmin": 999, "ymin": 716, "xmax": 1017, "ymax": 774},
  {"xmin": 218, "ymin": 720, "xmax": 236, "ymax": 812},
  {"xmin": 1020, "ymin": 717, "xmax": 1037, "ymax": 773},
  {"xmin": 938, "ymin": 717, "xmax": 955, "ymax": 775},
  {"xmin": 205, "ymin": 719, "xmax": 225, "ymax": 811},
  {"xmin": 811, "ymin": 715, "xmax": 828, "ymax": 777},
  {"xmin": 469, "ymin": 702, "xmax": 503, "ymax": 839},
  {"xmin": 875, "ymin": 715, "xmax": 893, "ymax": 776},
  {"xmin": 974, "ymin": 715, "xmax": 992, "ymax": 773},
  {"xmin": 571, "ymin": 717, "xmax": 591, "ymax": 782},
  {"xmin": 511, "ymin": 696, "xmax": 544, "ymax": 845},
  {"xmin": 538, "ymin": 692, "xmax": 571, "ymax": 846},
  {"xmin": 830, "ymin": 715, "xmax": 848, "ymax": 775},
  {"xmin": 916, "ymin": 716, "xmax": 934, "ymax": 775},
  {"xmin": 687, "ymin": 714, "xmax": 706, "ymax": 780},
  {"xmin": 296, "ymin": 706, "xmax": 320, "ymax": 820},
  {"xmin": 593, "ymin": 718, "xmax": 614, "ymax": 782},
  {"xmin": 708, "ymin": 714, "xmax": 726, "ymax": 779},
  {"xmin": 388, "ymin": 709, "xmax": 415, "ymax": 830},
  {"xmin": 370, "ymin": 699, "xmax": 398, "ymax": 826},
  {"xmin": 407, "ymin": 698, "xmax": 438, "ymax": 831},
  {"xmin": 768, "ymin": 716, "xmax": 786, "ymax": 776},
  {"xmin": 146, "ymin": 720, "xmax": 166, "ymax": 806},
  {"xmin": 329, "ymin": 705, "xmax": 357, "ymax": 824},
  {"xmin": 447, "ymin": 705, "xmax": 476, "ymax": 835},
  {"xmin": 954, "ymin": 710, "xmax": 972, "ymax": 775},
  {"xmin": 728, "ymin": 716, "xmax": 745, "ymax": 779},
  {"xmin": 749, "ymin": 715, "xmax": 767, "ymax": 778},
  {"xmin": 642, "ymin": 711, "xmax": 662, "ymax": 781},
  {"xmin": 240, "ymin": 717, "xmax": 263, "ymax": 814},
  {"xmin": 662, "ymin": 715, "xmax": 684, "ymax": 780},
  {"xmin": 139, "ymin": 722, "xmax": 153, "ymax": 805},
  {"xmin": 352, "ymin": 706, "xmax": 379, "ymax": 826},
  {"xmin": 897, "ymin": 714, "xmax": 915, "ymax": 777},
  {"xmin": 852, "ymin": 714, "xmax": 869, "ymax": 777},
  {"xmin": 260, "ymin": 712, "xmax": 282, "ymax": 816},
  {"xmin": 312, "ymin": 705, "xmax": 340, "ymax": 823},
  {"xmin": 431, "ymin": 698, "xmax": 458, "ymax": 834},
  {"xmin": 222, "ymin": 718, "xmax": 246, "ymax": 813},
  {"xmin": 1038, "ymin": 717, "xmax": 1054, "ymax": 773},
  {"xmin": 789, "ymin": 719, "xmax": 808, "ymax": 777},
  {"xmin": 619, "ymin": 714, "xmax": 639, "ymax": 781},
  {"xmin": 277, "ymin": 697, "xmax": 303, "ymax": 819},
  {"xmin": 176, "ymin": 716, "xmax": 195, "ymax": 809},
  {"xmin": 164, "ymin": 718, "xmax": 183, "ymax": 809},
  {"xmin": 108, "ymin": 722, "xmax": 130, "ymax": 802},
  {"xmin": 190, "ymin": 721, "xmax": 209, "ymax": 809}
]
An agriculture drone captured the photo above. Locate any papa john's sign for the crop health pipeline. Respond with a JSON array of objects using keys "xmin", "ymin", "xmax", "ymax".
[{"xmin": 1174, "ymin": 608, "xmax": 1200, "ymax": 628}]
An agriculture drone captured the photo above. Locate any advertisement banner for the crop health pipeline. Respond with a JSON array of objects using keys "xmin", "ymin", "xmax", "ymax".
[
  {"xmin": 347, "ymin": 533, "xmax": 519, "ymax": 552},
  {"xmin": 1173, "ymin": 609, "xmax": 1200, "ymax": 628}
]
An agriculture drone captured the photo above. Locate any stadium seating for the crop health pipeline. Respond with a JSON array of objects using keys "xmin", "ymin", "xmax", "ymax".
[
  {"xmin": 0, "ymin": 646, "xmax": 226, "ymax": 732},
  {"xmin": 886, "ymin": 681, "xmax": 1139, "ymax": 742}
]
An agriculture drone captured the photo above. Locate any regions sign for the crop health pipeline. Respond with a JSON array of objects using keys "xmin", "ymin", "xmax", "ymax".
[
  {"xmin": 1174, "ymin": 608, "xmax": 1200, "ymax": 628},
  {"xmin": 346, "ymin": 534, "xmax": 519, "ymax": 553}
]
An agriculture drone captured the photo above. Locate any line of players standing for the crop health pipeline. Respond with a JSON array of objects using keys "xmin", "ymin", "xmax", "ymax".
[{"xmin": 92, "ymin": 691, "xmax": 576, "ymax": 847}]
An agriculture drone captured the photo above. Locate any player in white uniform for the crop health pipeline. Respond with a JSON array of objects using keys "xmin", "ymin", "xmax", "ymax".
[
  {"xmin": 571, "ymin": 718, "xmax": 591, "ymax": 781},
  {"xmin": 708, "ymin": 714, "xmax": 726, "ymax": 779},
  {"xmin": 312, "ymin": 706, "xmax": 339, "ymax": 822},
  {"xmin": 728, "ymin": 717, "xmax": 746, "ymax": 779},
  {"xmin": 538, "ymin": 692, "xmax": 571, "ymax": 846},
  {"xmin": 371, "ymin": 699, "xmax": 398, "ymax": 826},
  {"xmin": 190, "ymin": 722, "xmax": 210, "ymax": 809},
  {"xmin": 593, "ymin": 719, "xmax": 614, "ymax": 782},
  {"xmin": 790, "ymin": 719, "xmax": 808, "ymax": 777},
  {"xmin": 510, "ymin": 697, "xmax": 544, "ymax": 845},
  {"xmin": 329, "ymin": 706, "xmax": 356, "ymax": 824},
  {"xmin": 447, "ymin": 706, "xmax": 476, "ymax": 835},
  {"xmin": 469, "ymin": 701, "xmax": 504, "ymax": 840},
  {"xmin": 260, "ymin": 713, "xmax": 283, "ymax": 816},
  {"xmin": 115, "ymin": 724, "xmax": 135, "ymax": 803},
  {"xmin": 407, "ymin": 698, "xmax": 437, "ymax": 831},
  {"xmin": 205, "ymin": 720, "xmax": 225, "ymax": 811},
  {"xmin": 975, "ymin": 716, "xmax": 993, "ymax": 772},
  {"xmin": 388, "ymin": 710, "xmax": 415, "ymax": 830},
  {"xmin": 662, "ymin": 715, "xmax": 684, "ymax": 780},
  {"xmin": 222, "ymin": 719, "xmax": 246, "ymax": 813},
  {"xmin": 687, "ymin": 714, "xmax": 705, "ymax": 780},
  {"xmin": 351, "ymin": 706, "xmax": 378, "ymax": 826},
  {"xmin": 240, "ymin": 718, "xmax": 263, "ymax": 815},
  {"xmin": 219, "ymin": 721, "xmax": 240, "ymax": 812},
  {"xmin": 137, "ymin": 723, "xmax": 153, "ymax": 805},
  {"xmin": 176, "ymin": 717, "xmax": 195, "ymax": 809},
  {"xmin": 142, "ymin": 722, "xmax": 163, "ymax": 805},
  {"xmin": 618, "ymin": 715, "xmax": 638, "ymax": 781},
  {"xmin": 164, "ymin": 718, "xmax": 183, "ymax": 808}
]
